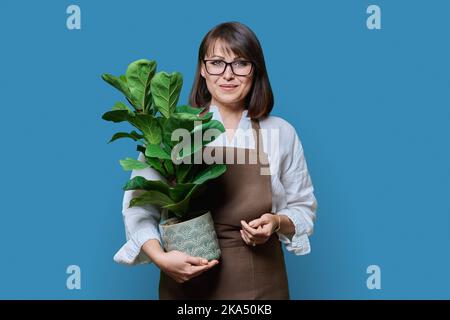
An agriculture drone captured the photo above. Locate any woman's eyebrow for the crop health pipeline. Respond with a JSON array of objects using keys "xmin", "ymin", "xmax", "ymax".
[{"xmin": 209, "ymin": 55, "xmax": 243, "ymax": 61}]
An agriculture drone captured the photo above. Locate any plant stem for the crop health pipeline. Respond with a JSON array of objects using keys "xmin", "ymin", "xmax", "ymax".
[{"xmin": 173, "ymin": 163, "xmax": 178, "ymax": 183}]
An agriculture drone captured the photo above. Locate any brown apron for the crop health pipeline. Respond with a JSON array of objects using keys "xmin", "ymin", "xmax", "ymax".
[{"xmin": 159, "ymin": 114, "xmax": 290, "ymax": 300}]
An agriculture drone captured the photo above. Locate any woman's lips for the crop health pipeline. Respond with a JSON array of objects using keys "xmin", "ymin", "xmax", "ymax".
[{"xmin": 219, "ymin": 85, "xmax": 238, "ymax": 91}]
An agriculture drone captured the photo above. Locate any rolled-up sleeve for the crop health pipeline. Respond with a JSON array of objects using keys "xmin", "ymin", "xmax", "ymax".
[
  {"xmin": 276, "ymin": 126, "xmax": 318, "ymax": 255},
  {"xmin": 113, "ymin": 152, "xmax": 164, "ymax": 265}
]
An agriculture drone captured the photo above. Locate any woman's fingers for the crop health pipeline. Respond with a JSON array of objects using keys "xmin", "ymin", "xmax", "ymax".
[
  {"xmin": 185, "ymin": 255, "xmax": 209, "ymax": 266},
  {"xmin": 170, "ymin": 258, "xmax": 219, "ymax": 283},
  {"xmin": 241, "ymin": 228, "xmax": 255, "ymax": 242},
  {"xmin": 241, "ymin": 220, "xmax": 259, "ymax": 236},
  {"xmin": 190, "ymin": 260, "xmax": 219, "ymax": 277},
  {"xmin": 249, "ymin": 218, "xmax": 262, "ymax": 228},
  {"xmin": 258, "ymin": 223, "xmax": 273, "ymax": 238},
  {"xmin": 240, "ymin": 229, "xmax": 252, "ymax": 245},
  {"xmin": 241, "ymin": 221, "xmax": 270, "ymax": 240}
]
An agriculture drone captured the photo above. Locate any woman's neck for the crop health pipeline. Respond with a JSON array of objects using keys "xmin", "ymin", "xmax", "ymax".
[
  {"xmin": 209, "ymin": 100, "xmax": 246, "ymax": 143},
  {"xmin": 210, "ymin": 100, "xmax": 245, "ymax": 123}
]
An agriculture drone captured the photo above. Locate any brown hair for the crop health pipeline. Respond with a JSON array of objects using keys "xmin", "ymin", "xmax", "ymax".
[{"xmin": 188, "ymin": 21, "xmax": 274, "ymax": 119}]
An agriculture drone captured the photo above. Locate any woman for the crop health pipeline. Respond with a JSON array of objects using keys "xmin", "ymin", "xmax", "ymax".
[{"xmin": 113, "ymin": 21, "xmax": 318, "ymax": 300}]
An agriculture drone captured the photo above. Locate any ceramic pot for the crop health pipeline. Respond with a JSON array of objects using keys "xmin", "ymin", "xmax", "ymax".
[{"xmin": 160, "ymin": 210, "xmax": 221, "ymax": 261}]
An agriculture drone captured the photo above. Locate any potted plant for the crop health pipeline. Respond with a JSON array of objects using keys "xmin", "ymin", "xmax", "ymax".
[{"xmin": 101, "ymin": 58, "xmax": 226, "ymax": 260}]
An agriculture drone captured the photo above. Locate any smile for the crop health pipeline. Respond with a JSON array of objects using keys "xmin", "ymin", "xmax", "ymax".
[{"xmin": 219, "ymin": 85, "xmax": 238, "ymax": 91}]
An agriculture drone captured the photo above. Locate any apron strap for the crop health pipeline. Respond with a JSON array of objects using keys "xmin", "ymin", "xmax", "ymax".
[{"xmin": 250, "ymin": 119, "xmax": 266, "ymax": 166}]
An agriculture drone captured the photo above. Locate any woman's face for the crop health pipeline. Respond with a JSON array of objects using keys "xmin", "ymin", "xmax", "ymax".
[{"xmin": 201, "ymin": 40, "xmax": 254, "ymax": 109}]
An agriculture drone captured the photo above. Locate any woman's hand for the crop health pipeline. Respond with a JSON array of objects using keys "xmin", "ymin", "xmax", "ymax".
[
  {"xmin": 155, "ymin": 250, "xmax": 219, "ymax": 283},
  {"xmin": 240, "ymin": 213, "xmax": 280, "ymax": 246},
  {"xmin": 142, "ymin": 239, "xmax": 219, "ymax": 283}
]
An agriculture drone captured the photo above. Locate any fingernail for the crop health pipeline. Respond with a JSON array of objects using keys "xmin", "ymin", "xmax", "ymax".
[{"xmin": 202, "ymin": 259, "xmax": 207, "ymax": 264}]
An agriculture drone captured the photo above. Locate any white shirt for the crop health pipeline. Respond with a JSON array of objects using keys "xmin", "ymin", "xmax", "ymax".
[{"xmin": 114, "ymin": 105, "xmax": 318, "ymax": 265}]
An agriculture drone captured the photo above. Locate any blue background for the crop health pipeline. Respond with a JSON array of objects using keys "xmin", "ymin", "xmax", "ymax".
[{"xmin": 0, "ymin": 0, "xmax": 449, "ymax": 299}]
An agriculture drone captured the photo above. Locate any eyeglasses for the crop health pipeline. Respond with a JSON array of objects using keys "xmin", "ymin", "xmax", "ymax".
[{"xmin": 203, "ymin": 59, "xmax": 253, "ymax": 76}]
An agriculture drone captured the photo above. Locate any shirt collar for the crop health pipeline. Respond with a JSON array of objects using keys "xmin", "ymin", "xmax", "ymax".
[
  {"xmin": 208, "ymin": 104, "xmax": 250, "ymax": 127},
  {"xmin": 207, "ymin": 104, "xmax": 252, "ymax": 146}
]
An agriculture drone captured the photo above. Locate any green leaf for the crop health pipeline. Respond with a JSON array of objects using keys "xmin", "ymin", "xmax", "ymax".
[
  {"xmin": 123, "ymin": 176, "xmax": 170, "ymax": 194},
  {"xmin": 169, "ymin": 183, "xmax": 197, "ymax": 202},
  {"xmin": 156, "ymin": 116, "xmax": 166, "ymax": 128},
  {"xmin": 175, "ymin": 119, "xmax": 226, "ymax": 161},
  {"xmin": 161, "ymin": 142, "xmax": 172, "ymax": 155},
  {"xmin": 101, "ymin": 73, "xmax": 142, "ymax": 109},
  {"xmin": 151, "ymin": 72, "xmax": 183, "ymax": 118},
  {"xmin": 101, "ymin": 74, "xmax": 131, "ymax": 97},
  {"xmin": 194, "ymin": 118, "xmax": 226, "ymax": 136},
  {"xmin": 129, "ymin": 114, "xmax": 162, "ymax": 145},
  {"xmin": 161, "ymin": 117, "xmax": 193, "ymax": 148},
  {"xmin": 102, "ymin": 110, "xmax": 130, "ymax": 123},
  {"xmin": 145, "ymin": 157, "xmax": 166, "ymax": 177},
  {"xmin": 151, "ymin": 102, "xmax": 159, "ymax": 116},
  {"xmin": 171, "ymin": 111, "xmax": 212, "ymax": 122},
  {"xmin": 163, "ymin": 159, "xmax": 174, "ymax": 176},
  {"xmin": 119, "ymin": 157, "xmax": 150, "ymax": 171},
  {"xmin": 145, "ymin": 143, "xmax": 172, "ymax": 160},
  {"xmin": 162, "ymin": 184, "xmax": 202, "ymax": 217},
  {"xmin": 124, "ymin": 176, "xmax": 195, "ymax": 203},
  {"xmin": 192, "ymin": 164, "xmax": 227, "ymax": 184},
  {"xmin": 108, "ymin": 131, "xmax": 143, "ymax": 143},
  {"xmin": 126, "ymin": 59, "xmax": 157, "ymax": 111},
  {"xmin": 136, "ymin": 146, "xmax": 166, "ymax": 176},
  {"xmin": 174, "ymin": 163, "xmax": 193, "ymax": 184},
  {"xmin": 129, "ymin": 190, "xmax": 174, "ymax": 208},
  {"xmin": 175, "ymin": 105, "xmax": 206, "ymax": 115},
  {"xmin": 111, "ymin": 102, "xmax": 132, "ymax": 113},
  {"xmin": 160, "ymin": 112, "xmax": 213, "ymax": 148},
  {"xmin": 160, "ymin": 111, "xmax": 212, "ymax": 149}
]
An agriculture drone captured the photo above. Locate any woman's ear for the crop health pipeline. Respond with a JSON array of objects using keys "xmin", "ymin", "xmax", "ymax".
[{"xmin": 200, "ymin": 65, "xmax": 206, "ymax": 78}]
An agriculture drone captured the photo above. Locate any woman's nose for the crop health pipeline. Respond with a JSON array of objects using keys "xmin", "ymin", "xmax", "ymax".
[{"xmin": 222, "ymin": 64, "xmax": 235, "ymax": 80}]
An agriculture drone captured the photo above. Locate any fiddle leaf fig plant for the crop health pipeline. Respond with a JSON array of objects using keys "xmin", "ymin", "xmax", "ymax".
[{"xmin": 102, "ymin": 59, "xmax": 226, "ymax": 220}]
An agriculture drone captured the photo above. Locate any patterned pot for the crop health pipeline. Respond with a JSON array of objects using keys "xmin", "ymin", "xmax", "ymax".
[{"xmin": 160, "ymin": 211, "xmax": 221, "ymax": 261}]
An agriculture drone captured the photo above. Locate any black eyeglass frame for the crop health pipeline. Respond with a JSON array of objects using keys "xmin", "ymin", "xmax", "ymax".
[{"xmin": 202, "ymin": 59, "xmax": 254, "ymax": 76}]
